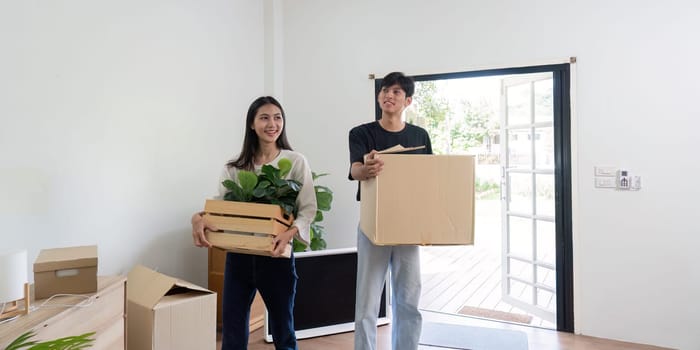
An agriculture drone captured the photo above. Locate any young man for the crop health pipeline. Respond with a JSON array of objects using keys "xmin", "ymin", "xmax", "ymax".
[{"xmin": 348, "ymin": 72, "xmax": 433, "ymax": 350}]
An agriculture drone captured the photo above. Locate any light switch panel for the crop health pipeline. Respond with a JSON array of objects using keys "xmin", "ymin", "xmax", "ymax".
[
  {"xmin": 595, "ymin": 166, "xmax": 617, "ymax": 177},
  {"xmin": 595, "ymin": 177, "xmax": 617, "ymax": 188}
]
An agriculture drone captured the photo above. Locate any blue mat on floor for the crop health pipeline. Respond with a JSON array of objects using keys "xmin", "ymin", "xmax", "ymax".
[{"xmin": 419, "ymin": 322, "xmax": 529, "ymax": 350}]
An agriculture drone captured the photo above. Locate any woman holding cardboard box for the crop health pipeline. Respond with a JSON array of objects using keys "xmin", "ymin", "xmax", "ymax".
[{"xmin": 191, "ymin": 96, "xmax": 317, "ymax": 350}]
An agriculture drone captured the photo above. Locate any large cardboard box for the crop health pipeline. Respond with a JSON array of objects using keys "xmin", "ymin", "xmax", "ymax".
[
  {"xmin": 127, "ymin": 265, "xmax": 216, "ymax": 350},
  {"xmin": 360, "ymin": 153, "xmax": 475, "ymax": 245},
  {"xmin": 33, "ymin": 245, "xmax": 98, "ymax": 300},
  {"xmin": 203, "ymin": 199, "xmax": 292, "ymax": 258}
]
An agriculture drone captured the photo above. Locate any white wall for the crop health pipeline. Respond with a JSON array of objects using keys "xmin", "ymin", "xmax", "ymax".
[
  {"xmin": 2, "ymin": 1, "xmax": 698, "ymax": 348},
  {"xmin": 0, "ymin": 0, "xmax": 266, "ymax": 288},
  {"xmin": 280, "ymin": 0, "xmax": 700, "ymax": 349}
]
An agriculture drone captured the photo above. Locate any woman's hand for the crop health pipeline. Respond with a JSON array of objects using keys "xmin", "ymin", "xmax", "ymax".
[
  {"xmin": 271, "ymin": 226, "xmax": 298, "ymax": 257},
  {"xmin": 191, "ymin": 212, "xmax": 218, "ymax": 248}
]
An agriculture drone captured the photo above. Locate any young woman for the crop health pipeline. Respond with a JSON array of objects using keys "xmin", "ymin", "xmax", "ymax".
[{"xmin": 191, "ymin": 96, "xmax": 317, "ymax": 350}]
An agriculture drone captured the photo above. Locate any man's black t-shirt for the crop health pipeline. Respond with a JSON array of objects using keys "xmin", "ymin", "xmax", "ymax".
[{"xmin": 348, "ymin": 121, "xmax": 433, "ymax": 201}]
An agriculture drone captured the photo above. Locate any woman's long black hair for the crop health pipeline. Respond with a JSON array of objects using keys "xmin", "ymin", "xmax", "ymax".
[{"xmin": 227, "ymin": 96, "xmax": 293, "ymax": 170}]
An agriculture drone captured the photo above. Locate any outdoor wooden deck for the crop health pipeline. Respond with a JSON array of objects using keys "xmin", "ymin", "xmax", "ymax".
[{"xmin": 419, "ymin": 244, "xmax": 556, "ymax": 329}]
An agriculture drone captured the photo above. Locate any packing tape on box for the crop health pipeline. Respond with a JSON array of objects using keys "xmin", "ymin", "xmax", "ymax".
[{"xmin": 0, "ymin": 249, "xmax": 27, "ymax": 303}]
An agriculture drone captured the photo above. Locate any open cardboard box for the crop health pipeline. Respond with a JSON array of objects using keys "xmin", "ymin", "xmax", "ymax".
[
  {"xmin": 360, "ymin": 146, "xmax": 475, "ymax": 245},
  {"xmin": 203, "ymin": 199, "xmax": 292, "ymax": 258},
  {"xmin": 127, "ymin": 265, "xmax": 216, "ymax": 350}
]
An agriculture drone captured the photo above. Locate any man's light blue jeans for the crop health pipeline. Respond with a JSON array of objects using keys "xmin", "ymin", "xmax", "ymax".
[{"xmin": 354, "ymin": 226, "xmax": 422, "ymax": 350}]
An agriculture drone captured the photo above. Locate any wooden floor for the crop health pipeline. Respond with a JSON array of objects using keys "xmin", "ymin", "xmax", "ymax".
[
  {"xmin": 420, "ymin": 244, "xmax": 555, "ymax": 328},
  {"xmin": 419, "ymin": 198, "xmax": 556, "ymax": 328},
  {"xmin": 223, "ymin": 310, "xmax": 670, "ymax": 350}
]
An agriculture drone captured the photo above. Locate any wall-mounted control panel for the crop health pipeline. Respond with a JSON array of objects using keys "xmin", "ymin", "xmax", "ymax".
[{"xmin": 594, "ymin": 166, "xmax": 641, "ymax": 191}]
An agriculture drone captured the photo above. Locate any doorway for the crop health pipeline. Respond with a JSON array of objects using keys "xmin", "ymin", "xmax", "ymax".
[{"xmin": 375, "ymin": 64, "xmax": 573, "ymax": 331}]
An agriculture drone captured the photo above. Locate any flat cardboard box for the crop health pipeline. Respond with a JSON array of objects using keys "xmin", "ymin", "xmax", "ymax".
[
  {"xmin": 360, "ymin": 153, "xmax": 475, "ymax": 245},
  {"xmin": 33, "ymin": 245, "xmax": 98, "ymax": 300},
  {"xmin": 203, "ymin": 200, "xmax": 292, "ymax": 258},
  {"xmin": 127, "ymin": 265, "xmax": 216, "ymax": 350}
]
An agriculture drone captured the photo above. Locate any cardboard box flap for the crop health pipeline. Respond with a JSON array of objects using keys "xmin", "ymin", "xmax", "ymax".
[
  {"xmin": 377, "ymin": 144, "xmax": 426, "ymax": 154},
  {"xmin": 364, "ymin": 145, "xmax": 426, "ymax": 162},
  {"xmin": 127, "ymin": 265, "xmax": 214, "ymax": 309},
  {"xmin": 127, "ymin": 265, "xmax": 180, "ymax": 308},
  {"xmin": 172, "ymin": 280, "xmax": 213, "ymax": 295},
  {"xmin": 33, "ymin": 245, "xmax": 98, "ymax": 272}
]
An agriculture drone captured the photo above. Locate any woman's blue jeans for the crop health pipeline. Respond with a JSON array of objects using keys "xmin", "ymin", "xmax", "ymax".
[{"xmin": 221, "ymin": 252, "xmax": 298, "ymax": 350}]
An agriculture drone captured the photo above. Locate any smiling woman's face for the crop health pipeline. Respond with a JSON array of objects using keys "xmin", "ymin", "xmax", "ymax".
[{"xmin": 251, "ymin": 103, "xmax": 284, "ymax": 145}]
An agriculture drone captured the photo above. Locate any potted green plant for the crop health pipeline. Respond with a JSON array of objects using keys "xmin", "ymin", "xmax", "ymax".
[
  {"xmin": 221, "ymin": 158, "xmax": 301, "ymax": 217},
  {"xmin": 219, "ymin": 158, "xmax": 333, "ymax": 253}
]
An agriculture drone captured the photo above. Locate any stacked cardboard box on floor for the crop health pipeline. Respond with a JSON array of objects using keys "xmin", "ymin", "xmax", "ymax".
[
  {"xmin": 127, "ymin": 265, "xmax": 216, "ymax": 350},
  {"xmin": 360, "ymin": 151, "xmax": 475, "ymax": 245},
  {"xmin": 203, "ymin": 199, "xmax": 292, "ymax": 258},
  {"xmin": 33, "ymin": 245, "xmax": 98, "ymax": 300}
]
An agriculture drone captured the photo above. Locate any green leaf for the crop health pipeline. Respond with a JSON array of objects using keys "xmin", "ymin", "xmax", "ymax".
[
  {"xmin": 5, "ymin": 331, "xmax": 96, "ymax": 350},
  {"xmin": 257, "ymin": 180, "xmax": 271, "ymax": 189},
  {"xmin": 314, "ymin": 185, "xmax": 333, "ymax": 194},
  {"xmin": 292, "ymin": 239, "xmax": 306, "ymax": 252},
  {"xmin": 252, "ymin": 187, "xmax": 268, "ymax": 198},
  {"xmin": 223, "ymin": 181, "xmax": 247, "ymax": 202},
  {"xmin": 312, "ymin": 172, "xmax": 329, "ymax": 181},
  {"xmin": 5, "ymin": 331, "xmax": 38, "ymax": 350},
  {"xmin": 237, "ymin": 171, "xmax": 258, "ymax": 192},
  {"xmin": 31, "ymin": 332, "xmax": 96, "ymax": 349},
  {"xmin": 275, "ymin": 186, "xmax": 292, "ymax": 197},
  {"xmin": 310, "ymin": 237, "xmax": 327, "ymax": 251},
  {"xmin": 268, "ymin": 200, "xmax": 295, "ymax": 217},
  {"xmin": 278, "ymin": 158, "xmax": 292, "ymax": 177},
  {"xmin": 222, "ymin": 179, "xmax": 237, "ymax": 191},
  {"xmin": 311, "ymin": 223, "xmax": 326, "ymax": 240},
  {"xmin": 261, "ymin": 164, "xmax": 279, "ymax": 179},
  {"xmin": 287, "ymin": 180, "xmax": 301, "ymax": 191},
  {"xmin": 273, "ymin": 178, "xmax": 288, "ymax": 187},
  {"xmin": 316, "ymin": 191, "xmax": 333, "ymax": 211},
  {"xmin": 314, "ymin": 210, "xmax": 324, "ymax": 222}
]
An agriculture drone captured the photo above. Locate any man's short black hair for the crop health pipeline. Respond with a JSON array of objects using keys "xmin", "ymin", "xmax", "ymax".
[{"xmin": 380, "ymin": 72, "xmax": 415, "ymax": 98}]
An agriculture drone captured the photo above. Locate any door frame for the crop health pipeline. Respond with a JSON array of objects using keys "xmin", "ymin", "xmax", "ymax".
[{"xmin": 373, "ymin": 63, "xmax": 574, "ymax": 332}]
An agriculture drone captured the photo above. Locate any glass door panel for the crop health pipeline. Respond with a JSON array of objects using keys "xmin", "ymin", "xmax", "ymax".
[{"xmin": 501, "ymin": 72, "xmax": 556, "ymax": 324}]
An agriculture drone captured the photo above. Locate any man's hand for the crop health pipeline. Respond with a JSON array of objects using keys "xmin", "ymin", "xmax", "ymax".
[
  {"xmin": 351, "ymin": 150, "xmax": 384, "ymax": 181},
  {"xmin": 363, "ymin": 150, "xmax": 384, "ymax": 179}
]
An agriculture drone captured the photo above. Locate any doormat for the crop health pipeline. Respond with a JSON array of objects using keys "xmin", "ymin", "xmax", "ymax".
[
  {"xmin": 420, "ymin": 322, "xmax": 529, "ymax": 350},
  {"xmin": 458, "ymin": 306, "xmax": 533, "ymax": 325}
]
